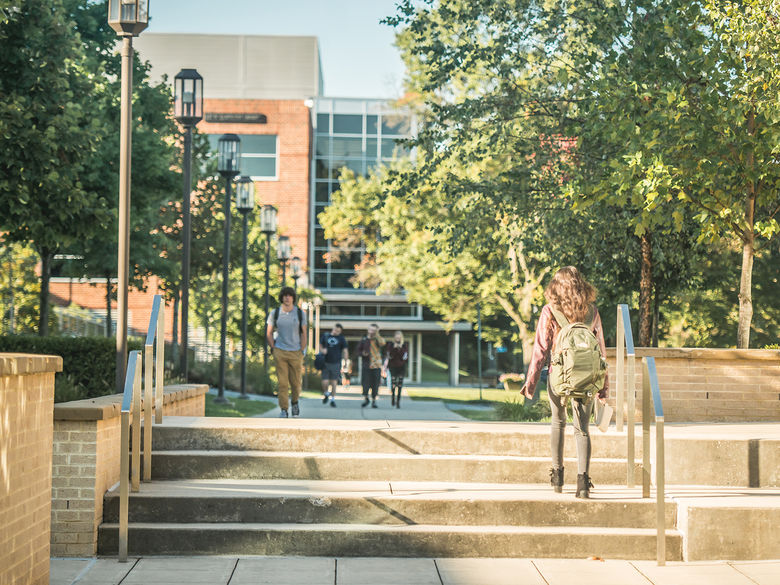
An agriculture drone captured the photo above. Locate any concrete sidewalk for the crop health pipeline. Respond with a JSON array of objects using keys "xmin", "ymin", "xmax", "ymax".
[
  {"xmin": 50, "ymin": 556, "xmax": 780, "ymax": 585},
  {"xmin": 210, "ymin": 386, "xmax": 469, "ymax": 421}
]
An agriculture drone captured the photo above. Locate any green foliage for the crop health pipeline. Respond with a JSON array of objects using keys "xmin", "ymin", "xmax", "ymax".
[
  {"xmin": 188, "ymin": 358, "xmax": 276, "ymax": 396},
  {"xmin": 494, "ymin": 396, "xmax": 551, "ymax": 423},
  {"xmin": 0, "ymin": 335, "xmax": 142, "ymax": 401},
  {"xmin": 0, "ymin": 240, "xmax": 41, "ymax": 334}
]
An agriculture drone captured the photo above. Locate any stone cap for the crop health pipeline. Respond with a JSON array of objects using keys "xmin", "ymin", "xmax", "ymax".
[
  {"xmin": 0, "ymin": 353, "xmax": 63, "ymax": 375},
  {"xmin": 605, "ymin": 347, "xmax": 780, "ymax": 361},
  {"xmin": 54, "ymin": 383, "xmax": 209, "ymax": 421}
]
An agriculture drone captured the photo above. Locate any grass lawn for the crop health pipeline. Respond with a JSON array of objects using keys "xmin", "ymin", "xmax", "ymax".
[
  {"xmin": 406, "ymin": 386, "xmax": 526, "ymax": 404},
  {"xmin": 204, "ymin": 394, "xmax": 276, "ymax": 417}
]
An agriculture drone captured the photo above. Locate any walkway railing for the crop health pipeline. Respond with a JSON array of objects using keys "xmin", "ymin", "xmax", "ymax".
[
  {"xmin": 642, "ymin": 356, "xmax": 666, "ymax": 566},
  {"xmin": 118, "ymin": 294, "xmax": 165, "ymax": 562},
  {"xmin": 615, "ymin": 304, "xmax": 636, "ymax": 487}
]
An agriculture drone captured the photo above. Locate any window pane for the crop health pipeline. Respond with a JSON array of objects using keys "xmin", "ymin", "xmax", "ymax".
[
  {"xmin": 381, "ymin": 114, "xmax": 411, "ymax": 135},
  {"xmin": 343, "ymin": 159, "xmax": 365, "ymax": 176},
  {"xmin": 316, "ymin": 113, "xmax": 330, "ymax": 133},
  {"xmin": 313, "ymin": 270, "xmax": 328, "ymax": 287},
  {"xmin": 333, "ymin": 114, "xmax": 362, "ymax": 134},
  {"xmin": 241, "ymin": 156, "xmax": 275, "ymax": 177},
  {"xmin": 241, "ymin": 135, "xmax": 276, "ymax": 154},
  {"xmin": 366, "ymin": 138, "xmax": 378, "ymax": 158},
  {"xmin": 315, "ymin": 137, "xmax": 330, "ymax": 157},
  {"xmin": 314, "ymin": 250, "xmax": 329, "ymax": 269},
  {"xmin": 380, "ymin": 304, "xmax": 415, "ymax": 317},
  {"xmin": 316, "ymin": 158, "xmax": 329, "ymax": 179},
  {"xmin": 331, "ymin": 137, "xmax": 364, "ymax": 157},
  {"xmin": 381, "ymin": 138, "xmax": 400, "ymax": 158},
  {"xmin": 325, "ymin": 304, "xmax": 362, "ymax": 316},
  {"xmin": 366, "ymin": 115, "xmax": 378, "ymax": 134},
  {"xmin": 330, "ymin": 271, "xmax": 354, "ymax": 288},
  {"xmin": 315, "ymin": 228, "xmax": 327, "ymax": 247},
  {"xmin": 315, "ymin": 182, "xmax": 330, "ymax": 203}
]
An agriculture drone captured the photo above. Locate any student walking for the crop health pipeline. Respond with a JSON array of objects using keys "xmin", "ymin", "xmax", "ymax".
[
  {"xmin": 266, "ymin": 286, "xmax": 308, "ymax": 418},
  {"xmin": 320, "ymin": 323, "xmax": 348, "ymax": 407},
  {"xmin": 383, "ymin": 331, "xmax": 409, "ymax": 409},
  {"xmin": 355, "ymin": 324, "xmax": 385, "ymax": 408},
  {"xmin": 521, "ymin": 267, "xmax": 608, "ymax": 498}
]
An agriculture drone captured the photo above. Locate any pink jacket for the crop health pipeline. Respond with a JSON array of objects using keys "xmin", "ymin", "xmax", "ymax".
[{"xmin": 524, "ymin": 304, "xmax": 609, "ymax": 400}]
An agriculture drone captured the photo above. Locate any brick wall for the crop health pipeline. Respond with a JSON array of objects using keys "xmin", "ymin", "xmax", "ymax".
[
  {"xmin": 199, "ymin": 99, "xmax": 311, "ymax": 272},
  {"xmin": 51, "ymin": 384, "xmax": 207, "ymax": 556},
  {"xmin": 606, "ymin": 348, "xmax": 780, "ymax": 422},
  {"xmin": 0, "ymin": 353, "xmax": 62, "ymax": 585}
]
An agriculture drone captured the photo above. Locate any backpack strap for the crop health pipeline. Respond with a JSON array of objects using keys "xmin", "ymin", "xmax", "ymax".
[
  {"xmin": 273, "ymin": 307, "xmax": 280, "ymax": 327},
  {"xmin": 549, "ymin": 306, "xmax": 569, "ymax": 329},
  {"xmin": 584, "ymin": 305, "xmax": 595, "ymax": 329},
  {"xmin": 297, "ymin": 307, "xmax": 304, "ymax": 336}
]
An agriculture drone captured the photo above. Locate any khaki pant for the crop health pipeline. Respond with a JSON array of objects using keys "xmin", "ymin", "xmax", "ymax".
[{"xmin": 274, "ymin": 348, "xmax": 303, "ymax": 410}]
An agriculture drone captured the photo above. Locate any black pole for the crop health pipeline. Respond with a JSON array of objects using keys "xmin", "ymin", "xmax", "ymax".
[
  {"xmin": 240, "ymin": 211, "xmax": 249, "ymax": 399},
  {"xmin": 292, "ymin": 275, "xmax": 298, "ymax": 292},
  {"xmin": 477, "ymin": 302, "xmax": 483, "ymax": 401},
  {"xmin": 281, "ymin": 262, "xmax": 287, "ymax": 286},
  {"xmin": 263, "ymin": 232, "xmax": 271, "ymax": 379},
  {"xmin": 180, "ymin": 125, "xmax": 193, "ymax": 380},
  {"xmin": 217, "ymin": 178, "xmax": 232, "ymax": 403}
]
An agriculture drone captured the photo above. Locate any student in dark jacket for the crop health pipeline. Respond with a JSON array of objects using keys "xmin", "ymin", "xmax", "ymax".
[{"xmin": 383, "ymin": 331, "xmax": 409, "ymax": 409}]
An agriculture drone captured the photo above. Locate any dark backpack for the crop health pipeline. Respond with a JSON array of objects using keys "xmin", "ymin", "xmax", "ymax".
[
  {"xmin": 314, "ymin": 352, "xmax": 326, "ymax": 371},
  {"xmin": 273, "ymin": 306, "xmax": 305, "ymax": 336},
  {"xmin": 548, "ymin": 306, "xmax": 606, "ymax": 404}
]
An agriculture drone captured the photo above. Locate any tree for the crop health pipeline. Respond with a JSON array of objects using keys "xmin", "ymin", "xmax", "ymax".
[{"xmin": 0, "ymin": 0, "xmax": 109, "ymax": 334}]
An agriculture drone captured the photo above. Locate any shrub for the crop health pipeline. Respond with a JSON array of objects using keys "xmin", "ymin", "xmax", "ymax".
[
  {"xmin": 0, "ymin": 335, "xmax": 143, "ymax": 402},
  {"xmin": 495, "ymin": 395, "xmax": 551, "ymax": 422},
  {"xmin": 189, "ymin": 357, "xmax": 276, "ymax": 396}
]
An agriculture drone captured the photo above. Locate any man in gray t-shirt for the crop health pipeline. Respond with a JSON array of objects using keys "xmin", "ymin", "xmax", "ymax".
[{"xmin": 266, "ymin": 286, "xmax": 308, "ymax": 417}]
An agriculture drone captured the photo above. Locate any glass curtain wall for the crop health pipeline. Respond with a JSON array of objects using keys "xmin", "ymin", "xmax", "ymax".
[{"xmin": 310, "ymin": 98, "xmax": 413, "ymax": 290}]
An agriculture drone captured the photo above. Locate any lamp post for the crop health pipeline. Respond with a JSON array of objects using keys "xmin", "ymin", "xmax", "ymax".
[
  {"xmin": 235, "ymin": 176, "xmax": 255, "ymax": 399},
  {"xmin": 290, "ymin": 256, "xmax": 302, "ymax": 291},
  {"xmin": 173, "ymin": 68, "xmax": 203, "ymax": 381},
  {"xmin": 108, "ymin": 0, "xmax": 149, "ymax": 394},
  {"xmin": 277, "ymin": 235, "xmax": 291, "ymax": 284},
  {"xmin": 216, "ymin": 134, "xmax": 241, "ymax": 403},
  {"xmin": 260, "ymin": 204, "xmax": 278, "ymax": 378}
]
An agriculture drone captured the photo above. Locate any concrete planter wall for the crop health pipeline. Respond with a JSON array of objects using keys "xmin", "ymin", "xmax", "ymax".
[
  {"xmin": 51, "ymin": 384, "xmax": 208, "ymax": 556},
  {"xmin": 605, "ymin": 347, "xmax": 780, "ymax": 422}
]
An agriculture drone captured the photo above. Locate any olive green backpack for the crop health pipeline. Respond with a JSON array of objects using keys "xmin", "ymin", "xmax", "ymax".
[{"xmin": 548, "ymin": 306, "xmax": 607, "ymax": 403}]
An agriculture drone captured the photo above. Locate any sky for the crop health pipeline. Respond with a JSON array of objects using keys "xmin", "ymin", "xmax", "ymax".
[{"xmin": 149, "ymin": 0, "xmax": 407, "ymax": 99}]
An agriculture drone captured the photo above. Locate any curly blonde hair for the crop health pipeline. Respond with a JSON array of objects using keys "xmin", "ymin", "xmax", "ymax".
[{"xmin": 544, "ymin": 266, "xmax": 597, "ymax": 323}]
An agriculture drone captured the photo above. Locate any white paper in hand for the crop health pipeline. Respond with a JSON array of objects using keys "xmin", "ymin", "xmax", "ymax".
[{"xmin": 594, "ymin": 401, "xmax": 614, "ymax": 433}]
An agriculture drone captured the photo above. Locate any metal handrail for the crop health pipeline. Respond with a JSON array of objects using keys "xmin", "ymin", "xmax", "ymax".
[
  {"xmin": 118, "ymin": 350, "xmax": 141, "ymax": 562},
  {"xmin": 642, "ymin": 356, "xmax": 666, "ymax": 566},
  {"xmin": 118, "ymin": 294, "xmax": 165, "ymax": 562},
  {"xmin": 616, "ymin": 304, "xmax": 636, "ymax": 487}
]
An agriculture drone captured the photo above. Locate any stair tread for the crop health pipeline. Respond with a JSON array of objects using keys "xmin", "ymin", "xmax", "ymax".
[
  {"xmin": 99, "ymin": 521, "xmax": 681, "ymax": 535},
  {"xmin": 153, "ymin": 450, "xmax": 639, "ymax": 463},
  {"xmin": 105, "ymin": 478, "xmax": 665, "ymax": 502}
]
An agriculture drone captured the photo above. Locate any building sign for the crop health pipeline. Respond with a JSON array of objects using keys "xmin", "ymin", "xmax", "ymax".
[{"xmin": 204, "ymin": 113, "xmax": 267, "ymax": 124}]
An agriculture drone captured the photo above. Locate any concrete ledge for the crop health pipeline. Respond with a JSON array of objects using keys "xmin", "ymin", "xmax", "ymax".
[
  {"xmin": 0, "ymin": 352, "xmax": 62, "ymax": 376},
  {"xmin": 54, "ymin": 384, "xmax": 209, "ymax": 421}
]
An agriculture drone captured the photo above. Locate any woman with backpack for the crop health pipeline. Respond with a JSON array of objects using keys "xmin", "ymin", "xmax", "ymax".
[
  {"xmin": 521, "ymin": 266, "xmax": 608, "ymax": 498},
  {"xmin": 383, "ymin": 331, "xmax": 409, "ymax": 408}
]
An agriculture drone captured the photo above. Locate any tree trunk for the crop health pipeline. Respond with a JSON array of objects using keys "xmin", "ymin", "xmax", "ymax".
[
  {"xmin": 737, "ymin": 235, "xmax": 754, "ymax": 348},
  {"xmin": 38, "ymin": 248, "xmax": 52, "ymax": 336},
  {"xmin": 651, "ymin": 288, "xmax": 660, "ymax": 347},
  {"xmin": 105, "ymin": 271, "xmax": 112, "ymax": 337},
  {"xmin": 737, "ymin": 110, "xmax": 757, "ymax": 349},
  {"xmin": 638, "ymin": 232, "xmax": 653, "ymax": 346}
]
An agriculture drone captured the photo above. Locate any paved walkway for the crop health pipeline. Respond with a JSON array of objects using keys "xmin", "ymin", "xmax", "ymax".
[
  {"xmin": 50, "ymin": 556, "xmax": 780, "ymax": 585},
  {"xmin": 210, "ymin": 386, "xmax": 470, "ymax": 421}
]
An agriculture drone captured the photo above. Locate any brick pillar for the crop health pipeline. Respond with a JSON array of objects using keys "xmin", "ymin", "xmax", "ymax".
[{"xmin": 0, "ymin": 353, "xmax": 62, "ymax": 585}]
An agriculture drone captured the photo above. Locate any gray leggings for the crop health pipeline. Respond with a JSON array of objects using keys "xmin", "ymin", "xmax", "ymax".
[{"xmin": 548, "ymin": 386, "xmax": 594, "ymax": 474}]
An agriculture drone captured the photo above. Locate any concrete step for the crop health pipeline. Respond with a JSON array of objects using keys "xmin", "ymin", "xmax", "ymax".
[
  {"xmin": 151, "ymin": 418, "xmax": 640, "ymax": 459},
  {"xmin": 97, "ymin": 521, "xmax": 682, "ymax": 560},
  {"xmin": 103, "ymin": 479, "xmax": 675, "ymax": 528},
  {"xmin": 150, "ymin": 450, "xmax": 642, "ymax": 485}
]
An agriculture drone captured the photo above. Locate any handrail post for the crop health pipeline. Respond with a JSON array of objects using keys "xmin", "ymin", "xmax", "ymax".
[
  {"xmin": 615, "ymin": 305, "xmax": 625, "ymax": 432},
  {"xmin": 118, "ymin": 408, "xmax": 130, "ymax": 562},
  {"xmin": 155, "ymin": 299, "xmax": 164, "ymax": 424},
  {"xmin": 642, "ymin": 358, "xmax": 652, "ymax": 498},
  {"xmin": 626, "ymin": 353, "xmax": 636, "ymax": 488},
  {"xmin": 131, "ymin": 354, "xmax": 141, "ymax": 492},
  {"xmin": 143, "ymin": 343, "xmax": 153, "ymax": 482},
  {"xmin": 656, "ymin": 413, "xmax": 666, "ymax": 566}
]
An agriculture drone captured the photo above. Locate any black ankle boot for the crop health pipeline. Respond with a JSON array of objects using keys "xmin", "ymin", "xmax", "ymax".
[
  {"xmin": 576, "ymin": 473, "xmax": 593, "ymax": 499},
  {"xmin": 549, "ymin": 467, "xmax": 564, "ymax": 493}
]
